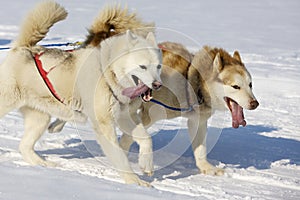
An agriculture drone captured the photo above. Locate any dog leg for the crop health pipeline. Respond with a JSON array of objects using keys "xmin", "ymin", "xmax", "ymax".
[
  {"xmin": 187, "ymin": 115, "xmax": 224, "ymax": 176},
  {"xmin": 119, "ymin": 101, "xmax": 158, "ymax": 153},
  {"xmin": 120, "ymin": 130, "xmax": 154, "ymax": 176},
  {"xmin": 19, "ymin": 106, "xmax": 56, "ymax": 167},
  {"xmin": 92, "ymin": 119, "xmax": 150, "ymax": 186},
  {"xmin": 131, "ymin": 123, "xmax": 153, "ymax": 176},
  {"xmin": 47, "ymin": 114, "xmax": 86, "ymax": 134},
  {"xmin": 47, "ymin": 98, "xmax": 86, "ymax": 133},
  {"xmin": 118, "ymin": 111, "xmax": 153, "ymax": 176},
  {"xmin": 31, "ymin": 96, "xmax": 86, "ymax": 123},
  {"xmin": 48, "ymin": 119, "xmax": 66, "ymax": 133}
]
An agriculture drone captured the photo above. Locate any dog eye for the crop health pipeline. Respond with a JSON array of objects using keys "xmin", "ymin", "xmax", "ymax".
[
  {"xmin": 249, "ymin": 82, "xmax": 252, "ymax": 88},
  {"xmin": 139, "ymin": 65, "xmax": 147, "ymax": 70},
  {"xmin": 157, "ymin": 64, "xmax": 161, "ymax": 70},
  {"xmin": 232, "ymin": 85, "xmax": 240, "ymax": 90}
]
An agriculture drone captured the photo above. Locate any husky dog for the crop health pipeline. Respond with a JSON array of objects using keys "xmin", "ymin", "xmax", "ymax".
[
  {"xmin": 120, "ymin": 42, "xmax": 259, "ymax": 175},
  {"xmin": 48, "ymin": 6, "xmax": 259, "ymax": 175},
  {"xmin": 48, "ymin": 4, "xmax": 155, "ymax": 132},
  {"xmin": 0, "ymin": 1, "xmax": 162, "ymax": 186}
]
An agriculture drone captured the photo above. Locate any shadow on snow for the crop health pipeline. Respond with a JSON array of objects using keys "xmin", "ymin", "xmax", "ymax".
[{"xmin": 39, "ymin": 124, "xmax": 299, "ymax": 180}]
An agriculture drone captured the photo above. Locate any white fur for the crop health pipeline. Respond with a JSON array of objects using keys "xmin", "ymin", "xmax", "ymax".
[
  {"xmin": 119, "ymin": 44, "xmax": 259, "ymax": 176},
  {"xmin": 0, "ymin": 1, "xmax": 162, "ymax": 186}
]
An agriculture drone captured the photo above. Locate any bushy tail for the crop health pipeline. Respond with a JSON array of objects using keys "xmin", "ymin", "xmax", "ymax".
[
  {"xmin": 13, "ymin": 1, "xmax": 68, "ymax": 48},
  {"xmin": 85, "ymin": 5, "xmax": 155, "ymax": 47}
]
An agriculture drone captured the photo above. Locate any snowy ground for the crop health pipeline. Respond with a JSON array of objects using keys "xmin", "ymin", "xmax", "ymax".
[{"xmin": 0, "ymin": 0, "xmax": 299, "ymax": 199}]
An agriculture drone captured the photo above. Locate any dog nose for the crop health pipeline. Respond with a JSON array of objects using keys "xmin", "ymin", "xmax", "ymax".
[
  {"xmin": 152, "ymin": 81, "xmax": 162, "ymax": 90},
  {"xmin": 249, "ymin": 100, "xmax": 259, "ymax": 110}
]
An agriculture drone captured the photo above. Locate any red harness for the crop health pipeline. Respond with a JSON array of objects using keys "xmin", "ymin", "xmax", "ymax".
[{"xmin": 33, "ymin": 52, "xmax": 65, "ymax": 104}]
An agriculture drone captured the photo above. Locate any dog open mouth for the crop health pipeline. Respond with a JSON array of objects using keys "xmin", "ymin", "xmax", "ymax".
[
  {"xmin": 224, "ymin": 97, "xmax": 246, "ymax": 128},
  {"xmin": 122, "ymin": 75, "xmax": 153, "ymax": 102}
]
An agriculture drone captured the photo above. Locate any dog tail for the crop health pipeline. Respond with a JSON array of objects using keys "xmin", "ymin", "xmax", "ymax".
[
  {"xmin": 13, "ymin": 1, "xmax": 68, "ymax": 48},
  {"xmin": 84, "ymin": 5, "xmax": 155, "ymax": 47}
]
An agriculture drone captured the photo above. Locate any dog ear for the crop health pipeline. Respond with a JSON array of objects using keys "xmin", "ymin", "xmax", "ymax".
[
  {"xmin": 146, "ymin": 32, "xmax": 157, "ymax": 47},
  {"xmin": 233, "ymin": 51, "xmax": 242, "ymax": 62},
  {"xmin": 213, "ymin": 53, "xmax": 223, "ymax": 73},
  {"xmin": 126, "ymin": 30, "xmax": 138, "ymax": 46}
]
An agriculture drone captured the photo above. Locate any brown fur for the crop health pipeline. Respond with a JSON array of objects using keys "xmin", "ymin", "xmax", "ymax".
[
  {"xmin": 134, "ymin": 42, "xmax": 258, "ymax": 176},
  {"xmin": 3, "ymin": 1, "xmax": 163, "ymax": 186},
  {"xmin": 84, "ymin": 5, "xmax": 155, "ymax": 47},
  {"xmin": 159, "ymin": 42, "xmax": 193, "ymax": 78},
  {"xmin": 48, "ymin": 5, "xmax": 258, "ymax": 177},
  {"xmin": 142, "ymin": 43, "xmax": 223, "ymax": 124},
  {"xmin": 85, "ymin": 7, "xmax": 258, "ymax": 176},
  {"xmin": 204, "ymin": 46, "xmax": 249, "ymax": 84},
  {"xmin": 153, "ymin": 44, "xmax": 243, "ymax": 111},
  {"xmin": 139, "ymin": 42, "xmax": 194, "ymax": 125},
  {"xmin": 204, "ymin": 46, "xmax": 243, "ymax": 67}
]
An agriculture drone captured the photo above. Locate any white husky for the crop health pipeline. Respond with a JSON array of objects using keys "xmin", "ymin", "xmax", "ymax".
[
  {"xmin": 48, "ymin": 5, "xmax": 259, "ymax": 176},
  {"xmin": 0, "ymin": 1, "xmax": 162, "ymax": 186}
]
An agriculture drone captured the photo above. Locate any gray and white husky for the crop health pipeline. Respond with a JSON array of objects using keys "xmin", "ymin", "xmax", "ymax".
[{"xmin": 0, "ymin": 1, "xmax": 162, "ymax": 186}]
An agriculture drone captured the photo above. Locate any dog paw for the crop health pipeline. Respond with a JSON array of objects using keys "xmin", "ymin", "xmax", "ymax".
[
  {"xmin": 197, "ymin": 160, "xmax": 225, "ymax": 176},
  {"xmin": 64, "ymin": 98, "xmax": 82, "ymax": 111},
  {"xmin": 201, "ymin": 167, "xmax": 224, "ymax": 176},
  {"xmin": 122, "ymin": 173, "xmax": 151, "ymax": 187},
  {"xmin": 20, "ymin": 150, "xmax": 57, "ymax": 167},
  {"xmin": 138, "ymin": 152, "xmax": 154, "ymax": 176},
  {"xmin": 40, "ymin": 159, "xmax": 58, "ymax": 168}
]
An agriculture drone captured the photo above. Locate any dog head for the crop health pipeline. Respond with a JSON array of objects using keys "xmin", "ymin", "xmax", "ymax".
[
  {"xmin": 102, "ymin": 30, "xmax": 162, "ymax": 102},
  {"xmin": 206, "ymin": 48, "xmax": 259, "ymax": 128}
]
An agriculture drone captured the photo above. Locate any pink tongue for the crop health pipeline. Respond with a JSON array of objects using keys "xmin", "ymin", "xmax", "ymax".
[
  {"xmin": 230, "ymin": 100, "xmax": 246, "ymax": 128},
  {"xmin": 122, "ymin": 83, "xmax": 149, "ymax": 99}
]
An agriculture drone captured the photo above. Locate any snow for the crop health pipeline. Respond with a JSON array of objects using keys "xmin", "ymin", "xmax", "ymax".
[{"xmin": 0, "ymin": 0, "xmax": 299, "ymax": 199}]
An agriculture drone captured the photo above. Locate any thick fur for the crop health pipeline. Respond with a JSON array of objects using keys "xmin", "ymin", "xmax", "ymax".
[
  {"xmin": 0, "ymin": 1, "xmax": 72, "ymax": 117},
  {"xmin": 0, "ymin": 1, "xmax": 162, "ymax": 186},
  {"xmin": 48, "ymin": 6, "xmax": 259, "ymax": 176},
  {"xmin": 84, "ymin": 4, "xmax": 154, "ymax": 47},
  {"xmin": 119, "ymin": 42, "xmax": 259, "ymax": 175},
  {"xmin": 13, "ymin": 1, "xmax": 68, "ymax": 48}
]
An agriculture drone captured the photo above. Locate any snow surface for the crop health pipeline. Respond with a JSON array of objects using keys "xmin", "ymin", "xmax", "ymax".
[{"xmin": 0, "ymin": 0, "xmax": 299, "ymax": 199}]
